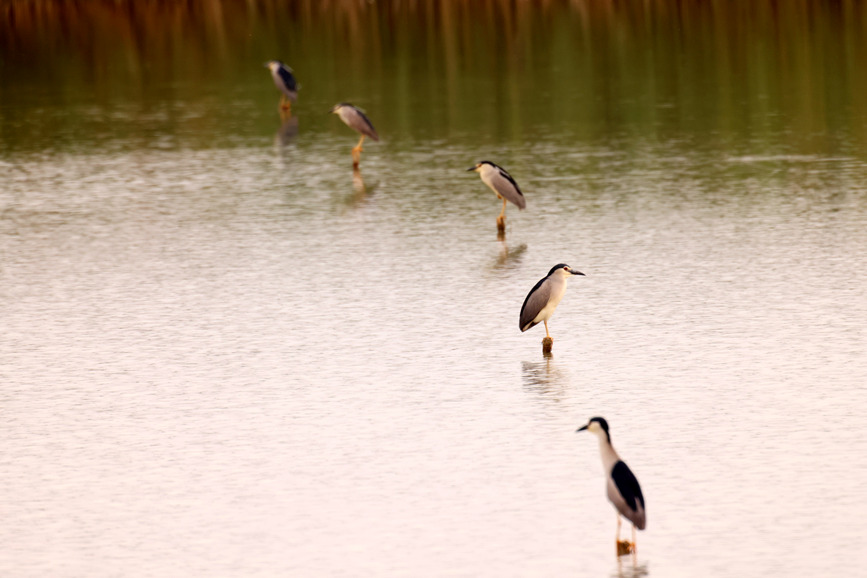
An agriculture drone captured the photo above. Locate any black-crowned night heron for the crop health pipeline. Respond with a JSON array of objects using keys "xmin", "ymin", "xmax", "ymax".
[
  {"xmin": 467, "ymin": 161, "xmax": 527, "ymax": 229},
  {"xmin": 265, "ymin": 61, "xmax": 298, "ymax": 111},
  {"xmin": 330, "ymin": 103, "xmax": 379, "ymax": 167},
  {"xmin": 577, "ymin": 417, "xmax": 646, "ymax": 553},
  {"xmin": 519, "ymin": 264, "xmax": 584, "ymax": 339}
]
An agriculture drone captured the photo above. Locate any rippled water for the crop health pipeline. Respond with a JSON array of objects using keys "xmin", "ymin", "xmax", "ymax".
[{"xmin": 3, "ymin": 3, "xmax": 867, "ymax": 577}]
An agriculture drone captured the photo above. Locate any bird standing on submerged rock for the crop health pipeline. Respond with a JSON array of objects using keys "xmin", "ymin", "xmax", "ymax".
[
  {"xmin": 330, "ymin": 103, "xmax": 379, "ymax": 168},
  {"xmin": 265, "ymin": 61, "xmax": 298, "ymax": 112},
  {"xmin": 577, "ymin": 417, "xmax": 646, "ymax": 555},
  {"xmin": 467, "ymin": 161, "xmax": 526, "ymax": 231},
  {"xmin": 519, "ymin": 264, "xmax": 584, "ymax": 347}
]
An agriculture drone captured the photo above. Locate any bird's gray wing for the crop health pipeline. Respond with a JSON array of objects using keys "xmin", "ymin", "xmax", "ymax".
[
  {"xmin": 350, "ymin": 107, "xmax": 379, "ymax": 141},
  {"xmin": 611, "ymin": 461, "xmax": 646, "ymax": 529},
  {"xmin": 277, "ymin": 67, "xmax": 297, "ymax": 94},
  {"xmin": 493, "ymin": 167, "xmax": 526, "ymax": 209},
  {"xmin": 519, "ymin": 277, "xmax": 551, "ymax": 332}
]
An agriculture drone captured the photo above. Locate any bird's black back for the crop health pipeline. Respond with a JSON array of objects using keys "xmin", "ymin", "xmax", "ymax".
[
  {"xmin": 519, "ymin": 274, "xmax": 550, "ymax": 331},
  {"xmin": 278, "ymin": 66, "xmax": 297, "ymax": 92},
  {"xmin": 611, "ymin": 460, "xmax": 645, "ymax": 514},
  {"xmin": 355, "ymin": 108, "xmax": 378, "ymax": 138}
]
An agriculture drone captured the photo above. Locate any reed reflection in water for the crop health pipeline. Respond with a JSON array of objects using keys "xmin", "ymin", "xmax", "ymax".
[{"xmin": 3, "ymin": 0, "xmax": 867, "ymax": 155}]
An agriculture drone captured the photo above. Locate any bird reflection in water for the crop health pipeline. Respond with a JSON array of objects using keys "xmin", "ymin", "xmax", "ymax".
[
  {"xmin": 344, "ymin": 167, "xmax": 378, "ymax": 207},
  {"xmin": 274, "ymin": 110, "xmax": 299, "ymax": 146},
  {"xmin": 521, "ymin": 357, "xmax": 568, "ymax": 399},
  {"xmin": 330, "ymin": 103, "xmax": 379, "ymax": 169},
  {"xmin": 492, "ymin": 238, "xmax": 527, "ymax": 270},
  {"xmin": 614, "ymin": 556, "xmax": 648, "ymax": 578}
]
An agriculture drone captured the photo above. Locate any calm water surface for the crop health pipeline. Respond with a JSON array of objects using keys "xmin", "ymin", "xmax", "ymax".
[{"xmin": 2, "ymin": 2, "xmax": 867, "ymax": 577}]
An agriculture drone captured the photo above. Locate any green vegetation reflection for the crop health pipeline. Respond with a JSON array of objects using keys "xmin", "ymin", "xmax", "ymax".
[{"xmin": 2, "ymin": 0, "xmax": 867, "ymax": 157}]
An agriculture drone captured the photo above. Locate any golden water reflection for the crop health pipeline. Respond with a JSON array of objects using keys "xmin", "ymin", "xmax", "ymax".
[{"xmin": 3, "ymin": 1, "xmax": 867, "ymax": 156}]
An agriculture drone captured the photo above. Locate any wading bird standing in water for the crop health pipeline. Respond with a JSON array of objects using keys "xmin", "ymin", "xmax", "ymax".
[
  {"xmin": 265, "ymin": 61, "xmax": 298, "ymax": 112},
  {"xmin": 467, "ymin": 161, "xmax": 526, "ymax": 231},
  {"xmin": 519, "ymin": 263, "xmax": 584, "ymax": 347},
  {"xmin": 330, "ymin": 103, "xmax": 379, "ymax": 168},
  {"xmin": 577, "ymin": 417, "xmax": 646, "ymax": 555}
]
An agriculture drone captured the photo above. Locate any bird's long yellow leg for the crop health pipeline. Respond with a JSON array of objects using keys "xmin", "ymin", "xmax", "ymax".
[
  {"xmin": 352, "ymin": 134, "xmax": 365, "ymax": 153},
  {"xmin": 632, "ymin": 524, "xmax": 637, "ymax": 552},
  {"xmin": 496, "ymin": 197, "xmax": 507, "ymax": 230},
  {"xmin": 543, "ymin": 320, "xmax": 551, "ymax": 338},
  {"xmin": 352, "ymin": 134, "xmax": 365, "ymax": 167},
  {"xmin": 616, "ymin": 514, "xmax": 621, "ymax": 542}
]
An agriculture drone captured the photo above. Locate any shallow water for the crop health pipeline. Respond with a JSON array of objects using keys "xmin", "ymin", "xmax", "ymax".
[{"xmin": 2, "ymin": 2, "xmax": 867, "ymax": 577}]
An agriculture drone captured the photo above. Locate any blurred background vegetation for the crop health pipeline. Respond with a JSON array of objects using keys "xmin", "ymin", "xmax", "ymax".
[{"xmin": 2, "ymin": 0, "xmax": 867, "ymax": 156}]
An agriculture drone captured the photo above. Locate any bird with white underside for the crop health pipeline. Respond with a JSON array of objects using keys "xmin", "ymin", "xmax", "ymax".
[
  {"xmin": 265, "ymin": 61, "xmax": 298, "ymax": 112},
  {"xmin": 330, "ymin": 103, "xmax": 379, "ymax": 168},
  {"xmin": 467, "ymin": 161, "xmax": 526, "ymax": 230},
  {"xmin": 577, "ymin": 417, "xmax": 646, "ymax": 555},
  {"xmin": 519, "ymin": 264, "xmax": 584, "ymax": 344}
]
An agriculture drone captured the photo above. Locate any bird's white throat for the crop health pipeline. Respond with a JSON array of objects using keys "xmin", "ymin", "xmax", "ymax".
[
  {"xmin": 478, "ymin": 163, "xmax": 498, "ymax": 185},
  {"xmin": 596, "ymin": 433, "xmax": 621, "ymax": 474}
]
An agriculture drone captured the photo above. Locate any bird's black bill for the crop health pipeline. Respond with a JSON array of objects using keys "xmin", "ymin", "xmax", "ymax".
[
  {"xmin": 467, "ymin": 166, "xmax": 478, "ymax": 171},
  {"xmin": 576, "ymin": 425, "xmax": 588, "ymax": 432},
  {"xmin": 572, "ymin": 270, "xmax": 586, "ymax": 276}
]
